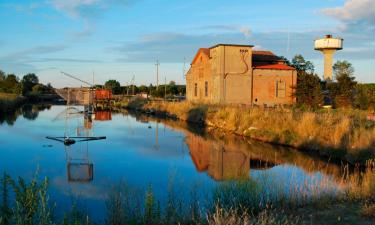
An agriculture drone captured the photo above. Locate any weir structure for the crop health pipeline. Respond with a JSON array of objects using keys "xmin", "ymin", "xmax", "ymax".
[{"xmin": 314, "ymin": 34, "xmax": 343, "ymax": 81}]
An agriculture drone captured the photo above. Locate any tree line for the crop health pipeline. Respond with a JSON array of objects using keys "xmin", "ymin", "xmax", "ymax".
[
  {"xmin": 0, "ymin": 70, "xmax": 54, "ymax": 96},
  {"xmin": 101, "ymin": 79, "xmax": 186, "ymax": 98},
  {"xmin": 288, "ymin": 55, "xmax": 375, "ymax": 110}
]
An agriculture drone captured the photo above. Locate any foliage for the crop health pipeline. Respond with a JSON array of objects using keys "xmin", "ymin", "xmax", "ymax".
[
  {"xmin": 354, "ymin": 84, "xmax": 375, "ymax": 110},
  {"xmin": 21, "ymin": 73, "xmax": 39, "ymax": 95},
  {"xmin": 329, "ymin": 60, "xmax": 357, "ymax": 108},
  {"xmin": 0, "ymin": 74, "xmax": 22, "ymax": 95},
  {"xmin": 0, "ymin": 173, "xmax": 54, "ymax": 225},
  {"xmin": 291, "ymin": 54, "xmax": 314, "ymax": 74},
  {"xmin": 291, "ymin": 55, "xmax": 323, "ymax": 108},
  {"xmin": 105, "ymin": 80, "xmax": 121, "ymax": 95}
]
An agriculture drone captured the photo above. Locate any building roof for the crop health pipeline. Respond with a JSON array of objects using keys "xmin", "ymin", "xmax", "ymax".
[
  {"xmin": 209, "ymin": 44, "xmax": 254, "ymax": 49},
  {"xmin": 252, "ymin": 51, "xmax": 283, "ymax": 63},
  {"xmin": 253, "ymin": 64, "xmax": 295, "ymax": 70},
  {"xmin": 191, "ymin": 48, "xmax": 210, "ymax": 64}
]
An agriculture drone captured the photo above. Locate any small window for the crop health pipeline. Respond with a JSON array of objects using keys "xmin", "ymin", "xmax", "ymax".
[
  {"xmin": 276, "ymin": 80, "xmax": 286, "ymax": 98},
  {"xmin": 205, "ymin": 81, "xmax": 208, "ymax": 97},
  {"xmin": 194, "ymin": 83, "xmax": 197, "ymax": 97}
]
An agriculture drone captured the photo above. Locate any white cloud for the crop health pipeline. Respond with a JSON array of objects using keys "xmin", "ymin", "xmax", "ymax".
[
  {"xmin": 322, "ymin": 0, "xmax": 375, "ymax": 22},
  {"xmin": 50, "ymin": 0, "xmax": 100, "ymax": 18},
  {"xmin": 239, "ymin": 26, "xmax": 251, "ymax": 39}
]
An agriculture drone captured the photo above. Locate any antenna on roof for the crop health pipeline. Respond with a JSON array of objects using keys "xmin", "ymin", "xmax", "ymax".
[{"xmin": 286, "ymin": 26, "xmax": 290, "ymax": 59}]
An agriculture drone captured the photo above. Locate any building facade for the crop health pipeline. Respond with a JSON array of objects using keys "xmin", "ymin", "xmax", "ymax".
[{"xmin": 186, "ymin": 44, "xmax": 297, "ymax": 106}]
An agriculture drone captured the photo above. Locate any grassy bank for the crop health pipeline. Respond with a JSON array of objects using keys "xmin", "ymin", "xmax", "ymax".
[
  {"xmin": 123, "ymin": 99, "xmax": 375, "ymax": 165},
  {"xmin": 0, "ymin": 93, "xmax": 25, "ymax": 113},
  {"xmin": 1, "ymin": 160, "xmax": 375, "ymax": 224}
]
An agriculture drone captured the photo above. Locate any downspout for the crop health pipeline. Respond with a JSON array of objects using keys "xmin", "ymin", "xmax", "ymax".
[
  {"xmin": 251, "ymin": 67, "xmax": 254, "ymax": 107},
  {"xmin": 223, "ymin": 49, "xmax": 250, "ymax": 103}
]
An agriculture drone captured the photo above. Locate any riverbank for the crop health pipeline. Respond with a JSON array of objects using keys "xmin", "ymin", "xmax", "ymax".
[
  {"xmin": 122, "ymin": 99, "xmax": 375, "ymax": 165},
  {"xmin": 0, "ymin": 92, "xmax": 62, "ymax": 113},
  {"xmin": 0, "ymin": 93, "xmax": 25, "ymax": 113}
]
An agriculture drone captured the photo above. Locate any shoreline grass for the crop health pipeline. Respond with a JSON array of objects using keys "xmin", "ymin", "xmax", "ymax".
[
  {"xmin": 0, "ymin": 93, "xmax": 25, "ymax": 114},
  {"xmin": 1, "ymin": 160, "xmax": 375, "ymax": 224},
  {"xmin": 122, "ymin": 99, "xmax": 375, "ymax": 165}
]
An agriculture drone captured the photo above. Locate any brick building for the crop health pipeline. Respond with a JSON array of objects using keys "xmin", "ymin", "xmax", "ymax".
[{"xmin": 186, "ymin": 44, "xmax": 297, "ymax": 106}]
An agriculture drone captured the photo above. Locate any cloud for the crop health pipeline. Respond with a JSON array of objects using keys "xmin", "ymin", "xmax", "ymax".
[
  {"xmin": 113, "ymin": 32, "xmax": 252, "ymax": 63},
  {"xmin": 194, "ymin": 25, "xmax": 252, "ymax": 39},
  {"xmin": 322, "ymin": 0, "xmax": 375, "ymax": 35},
  {"xmin": 49, "ymin": 0, "xmax": 137, "ymax": 19},
  {"xmin": 0, "ymin": 45, "xmax": 68, "ymax": 61},
  {"xmin": 322, "ymin": 0, "xmax": 375, "ymax": 22}
]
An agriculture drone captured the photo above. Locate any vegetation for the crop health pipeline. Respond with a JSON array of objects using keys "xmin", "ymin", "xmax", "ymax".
[
  {"xmin": 100, "ymin": 79, "xmax": 186, "ymax": 98},
  {"xmin": 0, "ymin": 71, "xmax": 54, "ymax": 97},
  {"xmin": 124, "ymin": 100, "xmax": 375, "ymax": 165},
  {"xmin": 1, "ymin": 160, "xmax": 375, "ymax": 224}
]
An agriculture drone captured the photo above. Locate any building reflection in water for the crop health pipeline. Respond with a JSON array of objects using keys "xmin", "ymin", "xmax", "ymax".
[{"xmin": 185, "ymin": 131, "xmax": 344, "ymax": 182}]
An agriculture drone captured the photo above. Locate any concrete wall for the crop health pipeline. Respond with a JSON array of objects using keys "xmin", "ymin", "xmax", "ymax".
[
  {"xmin": 186, "ymin": 51, "xmax": 212, "ymax": 102},
  {"xmin": 187, "ymin": 45, "xmax": 296, "ymax": 106},
  {"xmin": 252, "ymin": 69, "xmax": 296, "ymax": 106},
  {"xmin": 210, "ymin": 45, "xmax": 253, "ymax": 104}
]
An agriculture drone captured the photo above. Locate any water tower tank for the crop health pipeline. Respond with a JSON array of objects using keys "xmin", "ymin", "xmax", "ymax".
[
  {"xmin": 314, "ymin": 35, "xmax": 343, "ymax": 50},
  {"xmin": 314, "ymin": 35, "xmax": 344, "ymax": 80}
]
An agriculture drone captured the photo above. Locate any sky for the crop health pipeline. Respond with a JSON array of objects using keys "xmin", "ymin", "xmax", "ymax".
[{"xmin": 0, "ymin": 0, "xmax": 374, "ymax": 87}]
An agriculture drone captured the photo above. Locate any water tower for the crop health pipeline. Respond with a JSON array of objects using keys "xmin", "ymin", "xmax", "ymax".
[{"xmin": 314, "ymin": 35, "xmax": 343, "ymax": 80}]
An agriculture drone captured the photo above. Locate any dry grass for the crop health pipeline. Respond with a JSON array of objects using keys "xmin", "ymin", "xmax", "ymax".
[
  {"xmin": 0, "ymin": 92, "xmax": 19, "ymax": 101},
  {"xmin": 125, "ymin": 100, "xmax": 375, "ymax": 164}
]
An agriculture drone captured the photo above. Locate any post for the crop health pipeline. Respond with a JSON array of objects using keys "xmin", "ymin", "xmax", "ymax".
[
  {"xmin": 155, "ymin": 60, "xmax": 160, "ymax": 90},
  {"xmin": 164, "ymin": 77, "xmax": 167, "ymax": 101}
]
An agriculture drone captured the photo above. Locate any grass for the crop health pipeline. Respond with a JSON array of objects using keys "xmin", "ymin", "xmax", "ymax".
[
  {"xmin": 0, "ymin": 93, "xmax": 24, "ymax": 114},
  {"xmin": 123, "ymin": 100, "xmax": 375, "ymax": 165},
  {"xmin": 2, "ymin": 160, "xmax": 375, "ymax": 224}
]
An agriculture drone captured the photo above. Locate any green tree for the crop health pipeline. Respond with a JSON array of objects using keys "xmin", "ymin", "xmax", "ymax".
[
  {"xmin": 332, "ymin": 60, "xmax": 357, "ymax": 107},
  {"xmin": 291, "ymin": 54, "xmax": 315, "ymax": 74},
  {"xmin": 0, "ymin": 70, "xmax": 5, "ymax": 82},
  {"xmin": 104, "ymin": 80, "xmax": 121, "ymax": 95},
  {"xmin": 21, "ymin": 73, "xmax": 39, "ymax": 95},
  {"xmin": 2, "ymin": 74, "xmax": 21, "ymax": 94},
  {"xmin": 291, "ymin": 55, "xmax": 323, "ymax": 108}
]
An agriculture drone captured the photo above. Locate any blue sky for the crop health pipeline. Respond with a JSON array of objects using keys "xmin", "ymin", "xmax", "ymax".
[{"xmin": 0, "ymin": 0, "xmax": 374, "ymax": 87}]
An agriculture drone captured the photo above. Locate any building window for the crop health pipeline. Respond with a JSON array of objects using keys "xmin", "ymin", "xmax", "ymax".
[
  {"xmin": 194, "ymin": 83, "xmax": 198, "ymax": 97},
  {"xmin": 276, "ymin": 80, "xmax": 286, "ymax": 98},
  {"xmin": 205, "ymin": 81, "xmax": 208, "ymax": 97}
]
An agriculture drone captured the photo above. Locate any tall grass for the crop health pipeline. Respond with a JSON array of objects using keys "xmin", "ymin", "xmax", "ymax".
[
  {"xmin": 1, "ymin": 160, "xmax": 375, "ymax": 224},
  {"xmin": 125, "ymin": 100, "xmax": 375, "ymax": 165}
]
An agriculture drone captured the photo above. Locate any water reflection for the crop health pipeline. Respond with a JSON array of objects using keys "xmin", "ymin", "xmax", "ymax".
[
  {"xmin": 130, "ymin": 113, "xmax": 346, "ymax": 183},
  {"xmin": 48, "ymin": 107, "xmax": 110, "ymax": 183},
  {"xmin": 0, "ymin": 104, "xmax": 51, "ymax": 125}
]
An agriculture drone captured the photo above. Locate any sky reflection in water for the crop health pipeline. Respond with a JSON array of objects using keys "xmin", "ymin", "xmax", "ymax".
[{"xmin": 0, "ymin": 105, "xmax": 344, "ymax": 221}]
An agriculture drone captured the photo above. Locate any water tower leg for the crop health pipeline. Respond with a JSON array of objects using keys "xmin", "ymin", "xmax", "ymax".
[{"xmin": 322, "ymin": 49, "xmax": 336, "ymax": 81}]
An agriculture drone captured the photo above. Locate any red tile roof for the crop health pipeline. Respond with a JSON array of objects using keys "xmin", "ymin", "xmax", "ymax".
[
  {"xmin": 253, "ymin": 64, "xmax": 295, "ymax": 70},
  {"xmin": 191, "ymin": 48, "xmax": 210, "ymax": 64},
  {"xmin": 252, "ymin": 50, "xmax": 282, "ymax": 64}
]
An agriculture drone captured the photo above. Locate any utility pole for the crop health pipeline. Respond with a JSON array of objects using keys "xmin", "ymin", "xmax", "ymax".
[
  {"xmin": 132, "ymin": 75, "xmax": 135, "ymax": 95},
  {"xmin": 164, "ymin": 76, "xmax": 167, "ymax": 101},
  {"xmin": 155, "ymin": 60, "xmax": 160, "ymax": 90}
]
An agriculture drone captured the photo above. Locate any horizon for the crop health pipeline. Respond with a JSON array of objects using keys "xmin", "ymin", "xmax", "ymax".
[{"xmin": 0, "ymin": 0, "xmax": 374, "ymax": 87}]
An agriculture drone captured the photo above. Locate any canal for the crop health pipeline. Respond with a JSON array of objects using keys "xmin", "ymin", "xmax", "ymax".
[{"xmin": 0, "ymin": 104, "xmax": 347, "ymax": 222}]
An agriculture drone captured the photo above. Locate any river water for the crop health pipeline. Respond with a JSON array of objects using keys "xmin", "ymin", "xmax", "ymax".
[{"xmin": 0, "ymin": 104, "xmax": 347, "ymax": 222}]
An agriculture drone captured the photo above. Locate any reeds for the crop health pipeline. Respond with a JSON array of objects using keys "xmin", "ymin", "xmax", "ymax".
[
  {"xmin": 1, "ymin": 160, "xmax": 375, "ymax": 224},
  {"xmin": 125, "ymin": 100, "xmax": 375, "ymax": 165}
]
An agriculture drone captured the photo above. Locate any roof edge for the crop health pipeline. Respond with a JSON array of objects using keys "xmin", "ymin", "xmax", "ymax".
[{"xmin": 209, "ymin": 44, "xmax": 254, "ymax": 49}]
